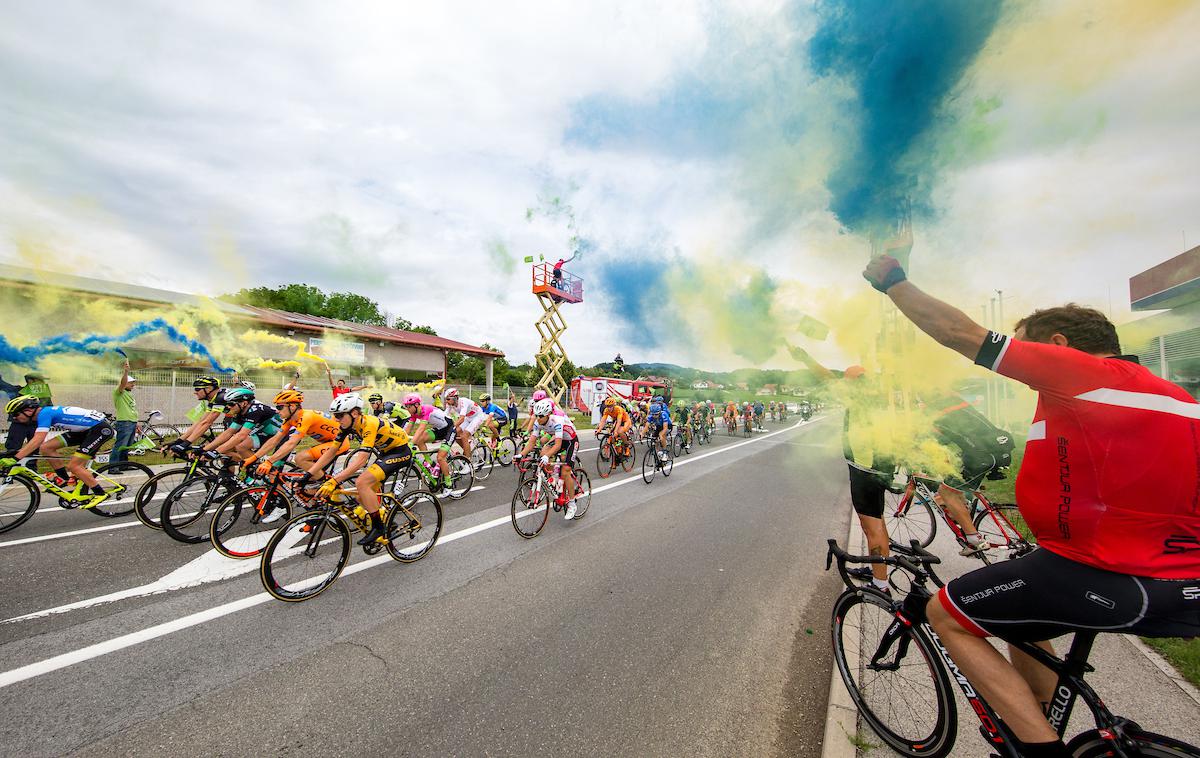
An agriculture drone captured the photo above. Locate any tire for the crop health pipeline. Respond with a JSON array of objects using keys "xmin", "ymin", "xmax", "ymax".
[
  {"xmin": 210, "ymin": 486, "xmax": 291, "ymax": 559},
  {"xmin": 511, "ymin": 476, "xmax": 551, "ymax": 538},
  {"xmin": 470, "ymin": 444, "xmax": 493, "ymax": 481},
  {"xmin": 831, "ymin": 589, "xmax": 957, "ymax": 758},
  {"xmin": 661, "ymin": 445, "xmax": 673, "ymax": 477},
  {"xmin": 495, "ymin": 437, "xmax": 516, "ymax": 467},
  {"xmin": 260, "ymin": 510, "xmax": 351, "ymax": 602},
  {"xmin": 161, "ymin": 474, "xmax": 238, "ymax": 544},
  {"xmin": 0, "ymin": 474, "xmax": 39, "ymax": 534},
  {"xmin": 597, "ymin": 439, "xmax": 616, "ymax": 479},
  {"xmin": 569, "ymin": 468, "xmax": 591, "ymax": 520},
  {"xmin": 445, "ymin": 454, "xmax": 474, "ymax": 499},
  {"xmin": 884, "ymin": 487, "xmax": 937, "ymax": 549},
  {"xmin": 972, "ymin": 506, "xmax": 1034, "ymax": 563},
  {"xmin": 1067, "ymin": 728, "xmax": 1200, "ymax": 757},
  {"xmin": 90, "ymin": 461, "xmax": 154, "ymax": 517},
  {"xmin": 383, "ymin": 491, "xmax": 441, "ymax": 562},
  {"xmin": 619, "ymin": 440, "xmax": 634, "ymax": 473},
  {"xmin": 149, "ymin": 423, "xmax": 183, "ymax": 447},
  {"xmin": 134, "ymin": 467, "xmax": 192, "ymax": 529},
  {"xmin": 641, "ymin": 448, "xmax": 656, "ymax": 484}
]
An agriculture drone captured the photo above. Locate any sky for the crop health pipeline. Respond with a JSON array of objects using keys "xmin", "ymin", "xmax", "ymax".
[{"xmin": 1, "ymin": 0, "xmax": 1197, "ymax": 371}]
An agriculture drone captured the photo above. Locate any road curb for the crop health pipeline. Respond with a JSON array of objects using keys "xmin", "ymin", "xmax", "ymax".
[
  {"xmin": 1125, "ymin": 636, "xmax": 1200, "ymax": 709},
  {"xmin": 820, "ymin": 506, "xmax": 860, "ymax": 758}
]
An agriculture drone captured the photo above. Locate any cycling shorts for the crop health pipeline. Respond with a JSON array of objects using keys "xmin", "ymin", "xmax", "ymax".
[
  {"xmin": 938, "ymin": 547, "xmax": 1200, "ymax": 643},
  {"xmin": 461, "ymin": 413, "xmax": 487, "ymax": 435},
  {"xmin": 554, "ymin": 437, "xmax": 578, "ymax": 465},
  {"xmin": 848, "ymin": 464, "xmax": 893, "ymax": 519},
  {"xmin": 306, "ymin": 439, "xmax": 350, "ymax": 461},
  {"xmin": 64, "ymin": 422, "xmax": 115, "ymax": 458},
  {"xmin": 366, "ymin": 446, "xmax": 413, "ymax": 482},
  {"xmin": 425, "ymin": 421, "xmax": 455, "ymax": 448}
]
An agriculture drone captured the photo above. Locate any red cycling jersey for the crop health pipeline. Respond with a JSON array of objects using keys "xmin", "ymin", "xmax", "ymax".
[{"xmin": 976, "ymin": 332, "xmax": 1200, "ymax": 579}]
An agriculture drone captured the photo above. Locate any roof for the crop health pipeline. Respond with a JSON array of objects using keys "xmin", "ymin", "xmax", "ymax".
[
  {"xmin": 1130, "ymin": 245, "xmax": 1200, "ymax": 311},
  {"xmin": 240, "ymin": 306, "xmax": 503, "ymax": 357},
  {"xmin": 0, "ymin": 264, "xmax": 503, "ymax": 358}
]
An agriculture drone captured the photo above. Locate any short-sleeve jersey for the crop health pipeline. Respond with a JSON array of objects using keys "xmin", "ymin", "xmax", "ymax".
[
  {"xmin": 976, "ymin": 332, "xmax": 1200, "ymax": 579},
  {"xmin": 480, "ymin": 402, "xmax": 508, "ymax": 422},
  {"xmin": 533, "ymin": 413, "xmax": 578, "ymax": 442},
  {"xmin": 445, "ymin": 397, "xmax": 481, "ymax": 421},
  {"xmin": 281, "ymin": 409, "xmax": 340, "ymax": 444},
  {"xmin": 35, "ymin": 406, "xmax": 107, "ymax": 433},
  {"xmin": 412, "ymin": 404, "xmax": 452, "ymax": 430},
  {"xmin": 602, "ymin": 405, "xmax": 630, "ymax": 426},
  {"xmin": 338, "ymin": 413, "xmax": 410, "ymax": 452},
  {"xmin": 227, "ymin": 401, "xmax": 282, "ymax": 437}
]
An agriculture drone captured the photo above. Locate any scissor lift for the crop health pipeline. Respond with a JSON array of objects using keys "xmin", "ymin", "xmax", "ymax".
[{"xmin": 532, "ymin": 263, "xmax": 583, "ymax": 403}]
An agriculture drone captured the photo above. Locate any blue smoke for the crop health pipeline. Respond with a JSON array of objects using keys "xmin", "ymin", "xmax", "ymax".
[
  {"xmin": 808, "ymin": 0, "xmax": 1004, "ymax": 231},
  {"xmin": 592, "ymin": 253, "xmax": 672, "ymax": 349},
  {"xmin": 0, "ymin": 319, "xmax": 234, "ymax": 372}
]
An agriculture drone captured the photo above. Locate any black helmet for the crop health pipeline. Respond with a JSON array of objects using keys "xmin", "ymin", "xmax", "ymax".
[
  {"xmin": 367, "ymin": 393, "xmax": 384, "ymax": 403},
  {"xmin": 5, "ymin": 395, "xmax": 40, "ymax": 417},
  {"xmin": 193, "ymin": 375, "xmax": 219, "ymax": 389}
]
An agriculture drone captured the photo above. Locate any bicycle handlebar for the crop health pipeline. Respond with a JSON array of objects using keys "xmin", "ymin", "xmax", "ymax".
[{"xmin": 826, "ymin": 538, "xmax": 942, "ymax": 588}]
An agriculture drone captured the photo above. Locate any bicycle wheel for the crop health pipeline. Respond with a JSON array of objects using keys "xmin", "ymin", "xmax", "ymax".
[
  {"xmin": 972, "ymin": 506, "xmax": 1033, "ymax": 563},
  {"xmin": 495, "ymin": 436, "xmax": 516, "ymax": 467},
  {"xmin": 260, "ymin": 510, "xmax": 351, "ymax": 602},
  {"xmin": 470, "ymin": 444, "xmax": 493, "ymax": 481},
  {"xmin": 511, "ymin": 476, "xmax": 551, "ymax": 538},
  {"xmin": 597, "ymin": 439, "xmax": 616, "ymax": 479},
  {"xmin": 1067, "ymin": 728, "xmax": 1200, "ymax": 757},
  {"xmin": 831, "ymin": 589, "xmax": 957, "ymax": 758},
  {"xmin": 597, "ymin": 436, "xmax": 612, "ymax": 464},
  {"xmin": 619, "ymin": 441, "xmax": 635, "ymax": 472},
  {"xmin": 161, "ymin": 475, "xmax": 238, "ymax": 544},
  {"xmin": 90, "ymin": 461, "xmax": 154, "ymax": 517},
  {"xmin": 570, "ymin": 468, "xmax": 591, "ymax": 520},
  {"xmin": 0, "ymin": 475, "xmax": 39, "ymax": 534},
  {"xmin": 383, "ymin": 491, "xmax": 442, "ymax": 562},
  {"xmin": 661, "ymin": 445, "xmax": 674, "ymax": 477},
  {"xmin": 641, "ymin": 448, "xmax": 657, "ymax": 484},
  {"xmin": 134, "ymin": 467, "xmax": 192, "ymax": 529},
  {"xmin": 884, "ymin": 488, "xmax": 937, "ymax": 549},
  {"xmin": 210, "ymin": 486, "xmax": 291, "ymax": 559},
  {"xmin": 445, "ymin": 454, "xmax": 474, "ymax": 499}
]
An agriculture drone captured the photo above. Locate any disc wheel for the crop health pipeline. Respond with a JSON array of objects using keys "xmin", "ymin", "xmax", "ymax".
[
  {"xmin": 89, "ymin": 461, "xmax": 154, "ymax": 517},
  {"xmin": 511, "ymin": 475, "xmax": 551, "ymax": 538},
  {"xmin": 382, "ymin": 491, "xmax": 442, "ymax": 562},
  {"xmin": 260, "ymin": 510, "xmax": 351, "ymax": 602}
]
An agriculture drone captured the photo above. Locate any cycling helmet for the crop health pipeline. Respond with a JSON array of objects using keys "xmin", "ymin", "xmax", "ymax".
[
  {"xmin": 330, "ymin": 393, "xmax": 365, "ymax": 413},
  {"xmin": 367, "ymin": 392, "xmax": 384, "ymax": 403},
  {"xmin": 273, "ymin": 389, "xmax": 304, "ymax": 405},
  {"xmin": 444, "ymin": 388, "xmax": 459, "ymax": 403},
  {"xmin": 5, "ymin": 395, "xmax": 40, "ymax": 417},
  {"xmin": 238, "ymin": 380, "xmax": 256, "ymax": 391},
  {"xmin": 402, "ymin": 392, "xmax": 422, "ymax": 407},
  {"xmin": 603, "ymin": 396, "xmax": 617, "ymax": 408},
  {"xmin": 652, "ymin": 395, "xmax": 663, "ymax": 403},
  {"xmin": 532, "ymin": 398, "xmax": 554, "ymax": 416},
  {"xmin": 478, "ymin": 393, "xmax": 491, "ymax": 403},
  {"xmin": 224, "ymin": 387, "xmax": 255, "ymax": 403},
  {"xmin": 531, "ymin": 389, "xmax": 548, "ymax": 402},
  {"xmin": 193, "ymin": 375, "xmax": 219, "ymax": 389}
]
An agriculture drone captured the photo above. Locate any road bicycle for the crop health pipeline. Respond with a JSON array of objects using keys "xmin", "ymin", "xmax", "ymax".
[
  {"xmin": 260, "ymin": 486, "xmax": 442, "ymax": 602},
  {"xmin": 596, "ymin": 429, "xmax": 635, "ymax": 479},
  {"xmin": 672, "ymin": 424, "xmax": 692, "ymax": 457},
  {"xmin": 692, "ymin": 418, "xmax": 710, "ymax": 446},
  {"xmin": 132, "ymin": 452, "xmax": 216, "ymax": 529},
  {"xmin": 209, "ymin": 468, "xmax": 318, "ymax": 559},
  {"xmin": 641, "ymin": 428, "xmax": 674, "ymax": 483},
  {"xmin": 882, "ymin": 473, "xmax": 1033, "ymax": 563},
  {"xmin": 742, "ymin": 415, "xmax": 753, "ymax": 438},
  {"xmin": 159, "ymin": 457, "xmax": 260, "ymax": 543},
  {"xmin": 0, "ymin": 456, "xmax": 153, "ymax": 533},
  {"xmin": 511, "ymin": 456, "xmax": 591, "ymax": 538},
  {"xmin": 474, "ymin": 425, "xmax": 516, "ymax": 468},
  {"xmin": 725, "ymin": 415, "xmax": 737, "ymax": 436},
  {"xmin": 98, "ymin": 410, "xmax": 183, "ymax": 462},
  {"xmin": 392, "ymin": 448, "xmax": 474, "ymax": 500},
  {"xmin": 826, "ymin": 538, "xmax": 1200, "ymax": 758}
]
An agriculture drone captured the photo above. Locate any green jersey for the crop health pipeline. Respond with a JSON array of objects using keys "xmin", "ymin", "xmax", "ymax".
[{"xmin": 112, "ymin": 388, "xmax": 138, "ymax": 422}]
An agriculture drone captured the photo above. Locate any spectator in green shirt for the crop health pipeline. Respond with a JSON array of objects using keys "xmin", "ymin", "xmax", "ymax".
[
  {"xmin": 111, "ymin": 360, "xmax": 138, "ymax": 465},
  {"xmin": 20, "ymin": 373, "xmax": 52, "ymax": 406}
]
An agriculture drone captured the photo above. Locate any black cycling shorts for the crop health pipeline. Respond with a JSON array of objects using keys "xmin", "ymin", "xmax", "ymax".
[
  {"xmin": 938, "ymin": 547, "xmax": 1200, "ymax": 642},
  {"xmin": 369, "ymin": 446, "xmax": 413, "ymax": 481},
  {"xmin": 848, "ymin": 464, "xmax": 892, "ymax": 519},
  {"xmin": 65, "ymin": 423, "xmax": 115, "ymax": 458}
]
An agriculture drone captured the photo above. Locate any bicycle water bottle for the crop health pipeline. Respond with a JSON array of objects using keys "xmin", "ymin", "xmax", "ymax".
[{"xmin": 351, "ymin": 505, "xmax": 368, "ymax": 530}]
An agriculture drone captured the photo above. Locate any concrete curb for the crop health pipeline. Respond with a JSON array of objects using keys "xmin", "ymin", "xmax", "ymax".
[
  {"xmin": 820, "ymin": 507, "xmax": 861, "ymax": 758},
  {"xmin": 1125, "ymin": 636, "xmax": 1200, "ymax": 709}
]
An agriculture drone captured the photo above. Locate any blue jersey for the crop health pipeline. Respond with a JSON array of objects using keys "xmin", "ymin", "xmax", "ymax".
[
  {"xmin": 35, "ymin": 406, "xmax": 107, "ymax": 434},
  {"xmin": 481, "ymin": 402, "xmax": 509, "ymax": 422},
  {"xmin": 648, "ymin": 403, "xmax": 671, "ymax": 425}
]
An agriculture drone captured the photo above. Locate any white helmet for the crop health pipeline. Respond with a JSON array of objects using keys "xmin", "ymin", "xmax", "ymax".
[
  {"xmin": 330, "ymin": 393, "xmax": 365, "ymax": 414},
  {"xmin": 239, "ymin": 380, "xmax": 256, "ymax": 391},
  {"xmin": 532, "ymin": 398, "xmax": 555, "ymax": 416},
  {"xmin": 444, "ymin": 387, "xmax": 459, "ymax": 403}
]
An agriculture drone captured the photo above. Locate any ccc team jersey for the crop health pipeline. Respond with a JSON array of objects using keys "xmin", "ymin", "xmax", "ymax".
[
  {"xmin": 281, "ymin": 409, "xmax": 340, "ymax": 443},
  {"xmin": 976, "ymin": 333, "xmax": 1200, "ymax": 579}
]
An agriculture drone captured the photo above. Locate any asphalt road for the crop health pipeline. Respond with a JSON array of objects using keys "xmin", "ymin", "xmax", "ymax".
[{"xmin": 0, "ymin": 416, "xmax": 848, "ymax": 757}]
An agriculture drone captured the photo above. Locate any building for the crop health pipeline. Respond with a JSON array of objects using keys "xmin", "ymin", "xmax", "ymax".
[
  {"xmin": 1123, "ymin": 245, "xmax": 1200, "ymax": 395},
  {"xmin": 0, "ymin": 264, "xmax": 504, "ymax": 392}
]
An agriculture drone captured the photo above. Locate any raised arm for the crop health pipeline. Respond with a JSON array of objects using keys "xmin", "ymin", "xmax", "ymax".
[
  {"xmin": 786, "ymin": 344, "xmax": 836, "ymax": 381},
  {"xmin": 863, "ymin": 256, "xmax": 987, "ymax": 360}
]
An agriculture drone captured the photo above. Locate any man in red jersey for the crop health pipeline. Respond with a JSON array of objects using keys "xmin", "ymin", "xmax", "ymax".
[{"xmin": 864, "ymin": 255, "xmax": 1200, "ymax": 758}]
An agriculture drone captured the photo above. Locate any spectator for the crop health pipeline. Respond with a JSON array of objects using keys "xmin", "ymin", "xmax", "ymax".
[
  {"xmin": 111, "ymin": 360, "xmax": 138, "ymax": 466},
  {"xmin": 4, "ymin": 372, "xmax": 52, "ymax": 460},
  {"xmin": 20, "ymin": 372, "xmax": 52, "ymax": 406},
  {"xmin": 507, "ymin": 391, "xmax": 519, "ymax": 438},
  {"xmin": 326, "ymin": 367, "xmax": 366, "ymax": 399},
  {"xmin": 0, "ymin": 373, "xmax": 20, "ymax": 399}
]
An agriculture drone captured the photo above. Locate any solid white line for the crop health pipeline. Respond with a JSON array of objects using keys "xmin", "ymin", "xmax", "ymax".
[
  {"xmin": 0, "ymin": 418, "xmax": 820, "ymax": 688},
  {"xmin": 0, "ymin": 521, "xmax": 141, "ymax": 548}
]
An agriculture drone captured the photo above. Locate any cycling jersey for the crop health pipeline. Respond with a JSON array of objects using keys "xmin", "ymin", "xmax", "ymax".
[
  {"xmin": 601, "ymin": 406, "xmax": 631, "ymax": 427},
  {"xmin": 647, "ymin": 404, "xmax": 671, "ymax": 426},
  {"xmin": 373, "ymin": 402, "xmax": 411, "ymax": 423},
  {"xmin": 204, "ymin": 389, "xmax": 229, "ymax": 412},
  {"xmin": 480, "ymin": 402, "xmax": 509, "ymax": 423},
  {"xmin": 533, "ymin": 413, "xmax": 578, "ymax": 442},
  {"xmin": 412, "ymin": 404, "xmax": 452, "ymax": 431},
  {"xmin": 975, "ymin": 332, "xmax": 1200, "ymax": 579},
  {"xmin": 34, "ymin": 406, "xmax": 107, "ymax": 434},
  {"xmin": 280, "ymin": 409, "xmax": 340, "ymax": 443},
  {"xmin": 677, "ymin": 407, "xmax": 690, "ymax": 424},
  {"xmin": 337, "ymin": 414, "xmax": 410, "ymax": 452},
  {"xmin": 227, "ymin": 401, "xmax": 282, "ymax": 438},
  {"xmin": 445, "ymin": 397, "xmax": 481, "ymax": 420}
]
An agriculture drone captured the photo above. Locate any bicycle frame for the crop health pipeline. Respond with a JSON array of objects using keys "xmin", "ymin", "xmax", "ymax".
[{"xmin": 5, "ymin": 458, "xmax": 111, "ymax": 502}]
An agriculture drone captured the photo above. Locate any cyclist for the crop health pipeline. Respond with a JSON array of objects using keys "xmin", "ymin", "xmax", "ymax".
[
  {"xmin": 752, "ymin": 400, "xmax": 765, "ymax": 430},
  {"xmin": 522, "ymin": 389, "xmax": 562, "ymax": 434},
  {"xmin": 519, "ymin": 398, "xmax": 583, "ymax": 520},
  {"xmin": 367, "ymin": 392, "xmax": 411, "ymax": 424},
  {"xmin": 442, "ymin": 388, "xmax": 486, "ymax": 462},
  {"xmin": 311, "ymin": 393, "xmax": 413, "ymax": 546},
  {"xmin": 768, "ymin": 400, "xmax": 776, "ymax": 421},
  {"xmin": 477, "ymin": 394, "xmax": 509, "ymax": 451},
  {"xmin": 865, "ymin": 254, "xmax": 1200, "ymax": 757},
  {"xmin": 675, "ymin": 400, "xmax": 691, "ymax": 452},
  {"xmin": 596, "ymin": 396, "xmax": 633, "ymax": 457},
  {"xmin": 724, "ymin": 400, "xmax": 737, "ymax": 430},
  {"xmin": 741, "ymin": 401, "xmax": 754, "ymax": 431},
  {"xmin": 200, "ymin": 387, "xmax": 281, "ymax": 463},
  {"xmin": 0, "ymin": 396, "xmax": 115, "ymax": 505},
  {"xmin": 642, "ymin": 395, "xmax": 672, "ymax": 462},
  {"xmin": 401, "ymin": 393, "xmax": 456, "ymax": 492},
  {"xmin": 168, "ymin": 375, "xmax": 228, "ymax": 455}
]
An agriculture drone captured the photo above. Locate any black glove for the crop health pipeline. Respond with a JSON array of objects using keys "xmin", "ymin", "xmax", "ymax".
[{"xmin": 864, "ymin": 255, "xmax": 908, "ymax": 293}]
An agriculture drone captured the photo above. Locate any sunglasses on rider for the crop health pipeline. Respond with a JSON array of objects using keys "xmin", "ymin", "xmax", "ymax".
[{"xmin": 332, "ymin": 411, "xmax": 351, "ymax": 419}]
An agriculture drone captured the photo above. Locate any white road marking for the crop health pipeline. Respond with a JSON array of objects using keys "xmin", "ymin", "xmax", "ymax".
[
  {"xmin": 0, "ymin": 521, "xmax": 142, "ymax": 548},
  {"xmin": 0, "ymin": 418, "xmax": 822, "ymax": 688}
]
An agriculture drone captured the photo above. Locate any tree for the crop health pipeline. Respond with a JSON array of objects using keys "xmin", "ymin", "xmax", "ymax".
[
  {"xmin": 222, "ymin": 284, "xmax": 388, "ymax": 326},
  {"xmin": 393, "ymin": 317, "xmax": 438, "ymax": 336}
]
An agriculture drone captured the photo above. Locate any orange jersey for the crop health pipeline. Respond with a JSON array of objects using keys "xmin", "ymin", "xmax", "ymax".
[
  {"xmin": 602, "ymin": 405, "xmax": 631, "ymax": 426},
  {"xmin": 281, "ymin": 409, "xmax": 340, "ymax": 443}
]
